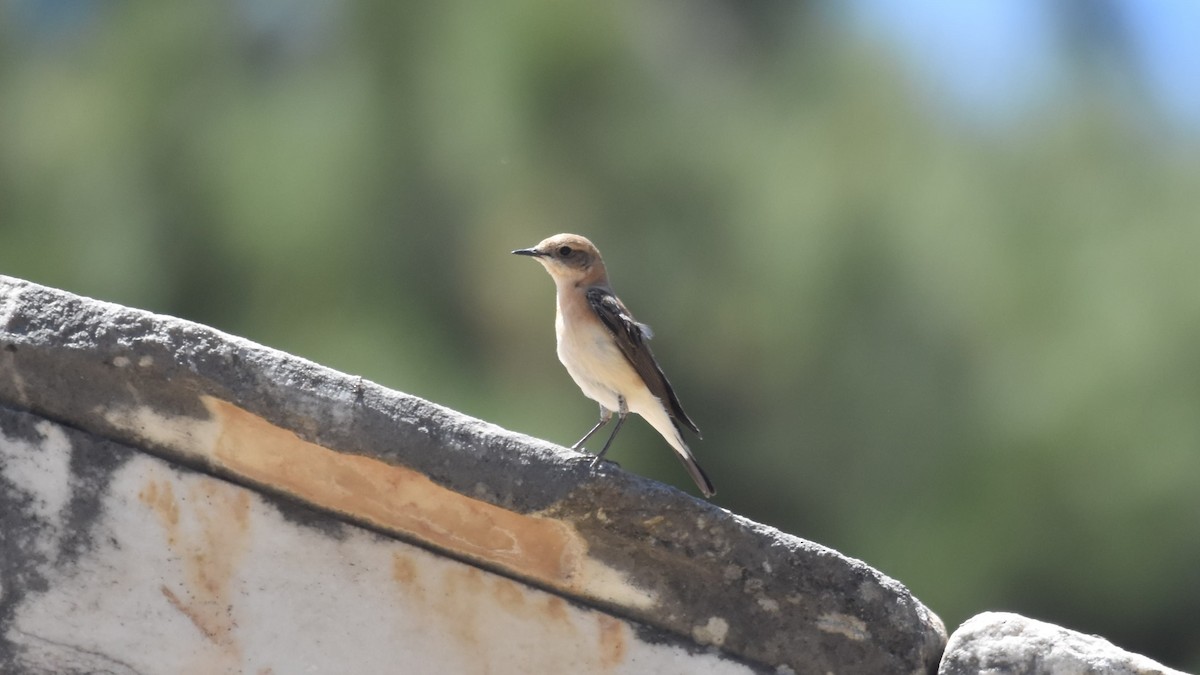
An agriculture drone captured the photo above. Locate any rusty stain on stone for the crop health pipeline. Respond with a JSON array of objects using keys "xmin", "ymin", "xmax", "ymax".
[
  {"xmin": 392, "ymin": 551, "xmax": 418, "ymax": 585},
  {"xmin": 161, "ymin": 586, "xmax": 218, "ymax": 642},
  {"xmin": 386, "ymin": 543, "xmax": 643, "ymax": 672},
  {"xmin": 597, "ymin": 614, "xmax": 628, "ymax": 669},
  {"xmin": 492, "ymin": 570, "xmax": 527, "ymax": 611},
  {"xmin": 543, "ymin": 596, "xmax": 570, "ymax": 624},
  {"xmin": 140, "ymin": 479, "xmax": 180, "ymax": 546},
  {"xmin": 205, "ymin": 398, "xmax": 589, "ymax": 595},
  {"xmin": 106, "ymin": 397, "xmax": 657, "ymax": 609},
  {"xmin": 138, "ymin": 470, "xmax": 252, "ymax": 670}
]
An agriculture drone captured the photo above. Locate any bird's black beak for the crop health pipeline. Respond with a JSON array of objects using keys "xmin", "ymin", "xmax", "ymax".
[{"xmin": 512, "ymin": 247, "xmax": 543, "ymax": 257}]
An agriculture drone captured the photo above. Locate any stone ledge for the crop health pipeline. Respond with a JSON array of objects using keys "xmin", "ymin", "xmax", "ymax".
[
  {"xmin": 0, "ymin": 405, "xmax": 757, "ymax": 673},
  {"xmin": 0, "ymin": 275, "xmax": 946, "ymax": 673}
]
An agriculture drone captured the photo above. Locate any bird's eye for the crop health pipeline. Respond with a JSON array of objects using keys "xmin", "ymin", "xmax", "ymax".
[{"xmin": 558, "ymin": 246, "xmax": 572, "ymax": 256}]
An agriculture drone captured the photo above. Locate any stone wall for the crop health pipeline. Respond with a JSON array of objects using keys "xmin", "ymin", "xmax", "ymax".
[{"xmin": 0, "ymin": 276, "xmax": 1186, "ymax": 674}]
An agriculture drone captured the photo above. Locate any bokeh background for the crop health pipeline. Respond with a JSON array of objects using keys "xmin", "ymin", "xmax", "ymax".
[{"xmin": 2, "ymin": 1, "xmax": 1198, "ymax": 668}]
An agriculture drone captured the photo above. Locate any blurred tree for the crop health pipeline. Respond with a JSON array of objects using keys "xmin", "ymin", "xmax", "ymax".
[{"xmin": 0, "ymin": 0, "xmax": 1197, "ymax": 669}]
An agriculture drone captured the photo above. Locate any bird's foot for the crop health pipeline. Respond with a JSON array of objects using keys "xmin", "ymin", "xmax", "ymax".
[
  {"xmin": 588, "ymin": 454, "xmax": 619, "ymax": 470},
  {"xmin": 567, "ymin": 451, "xmax": 619, "ymax": 469}
]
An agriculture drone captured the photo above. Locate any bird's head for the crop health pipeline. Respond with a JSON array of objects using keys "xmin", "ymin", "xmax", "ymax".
[{"xmin": 512, "ymin": 233, "xmax": 607, "ymax": 286}]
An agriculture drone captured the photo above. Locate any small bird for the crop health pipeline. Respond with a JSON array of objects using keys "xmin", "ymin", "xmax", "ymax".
[{"xmin": 512, "ymin": 233, "xmax": 715, "ymax": 497}]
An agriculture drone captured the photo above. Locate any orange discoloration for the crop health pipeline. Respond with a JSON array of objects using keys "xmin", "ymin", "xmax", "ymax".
[
  {"xmin": 392, "ymin": 552, "xmax": 417, "ymax": 585},
  {"xmin": 140, "ymin": 480, "xmax": 180, "ymax": 544},
  {"xmin": 597, "ymin": 614, "xmax": 628, "ymax": 669},
  {"xmin": 543, "ymin": 596, "xmax": 570, "ymax": 623},
  {"xmin": 390, "ymin": 551, "xmax": 429, "ymax": 607},
  {"xmin": 491, "ymin": 575, "xmax": 527, "ymax": 613},
  {"xmin": 204, "ymin": 397, "xmax": 585, "ymax": 591},
  {"xmin": 384, "ymin": 539, "xmax": 642, "ymax": 671},
  {"xmin": 438, "ymin": 566, "xmax": 485, "ymax": 659},
  {"xmin": 161, "ymin": 586, "xmax": 220, "ymax": 643},
  {"xmin": 121, "ymin": 398, "xmax": 655, "ymax": 672},
  {"xmin": 454, "ymin": 566, "xmax": 485, "ymax": 596},
  {"xmin": 140, "ymin": 471, "xmax": 251, "ymax": 670}
]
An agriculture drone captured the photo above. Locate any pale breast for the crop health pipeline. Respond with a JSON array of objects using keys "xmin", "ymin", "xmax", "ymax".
[{"xmin": 555, "ymin": 294, "xmax": 643, "ymax": 412}]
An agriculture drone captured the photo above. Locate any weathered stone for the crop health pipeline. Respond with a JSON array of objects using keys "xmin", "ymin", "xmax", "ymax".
[
  {"xmin": 0, "ymin": 406, "xmax": 756, "ymax": 673},
  {"xmin": 938, "ymin": 612, "xmax": 1189, "ymax": 675},
  {"xmin": 0, "ymin": 275, "xmax": 946, "ymax": 673}
]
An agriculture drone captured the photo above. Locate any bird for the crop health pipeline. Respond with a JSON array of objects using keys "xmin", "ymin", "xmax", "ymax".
[{"xmin": 512, "ymin": 233, "xmax": 715, "ymax": 497}]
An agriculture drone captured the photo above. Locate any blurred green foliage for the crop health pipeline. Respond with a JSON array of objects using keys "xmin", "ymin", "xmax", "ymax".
[{"xmin": 1, "ymin": 2, "xmax": 1198, "ymax": 669}]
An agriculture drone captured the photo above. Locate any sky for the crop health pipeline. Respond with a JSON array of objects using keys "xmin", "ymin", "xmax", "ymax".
[{"xmin": 841, "ymin": 0, "xmax": 1200, "ymax": 132}]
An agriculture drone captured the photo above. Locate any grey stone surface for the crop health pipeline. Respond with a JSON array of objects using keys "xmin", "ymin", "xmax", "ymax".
[
  {"xmin": 939, "ymin": 612, "xmax": 1190, "ymax": 675},
  {"xmin": 0, "ymin": 275, "xmax": 947, "ymax": 673},
  {"xmin": 1, "ymin": 405, "xmax": 758, "ymax": 674}
]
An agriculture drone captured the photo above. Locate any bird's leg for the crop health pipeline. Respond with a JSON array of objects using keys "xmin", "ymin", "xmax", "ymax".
[
  {"xmin": 571, "ymin": 405, "xmax": 612, "ymax": 451},
  {"xmin": 590, "ymin": 396, "xmax": 628, "ymax": 468}
]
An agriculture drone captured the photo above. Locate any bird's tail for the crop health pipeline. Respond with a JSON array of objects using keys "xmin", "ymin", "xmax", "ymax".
[
  {"xmin": 674, "ymin": 439, "xmax": 716, "ymax": 498},
  {"xmin": 638, "ymin": 400, "xmax": 716, "ymax": 497},
  {"xmin": 660, "ymin": 422, "xmax": 716, "ymax": 497}
]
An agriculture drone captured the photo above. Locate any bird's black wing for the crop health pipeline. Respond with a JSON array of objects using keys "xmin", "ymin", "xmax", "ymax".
[{"xmin": 585, "ymin": 286, "xmax": 701, "ymax": 436}]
